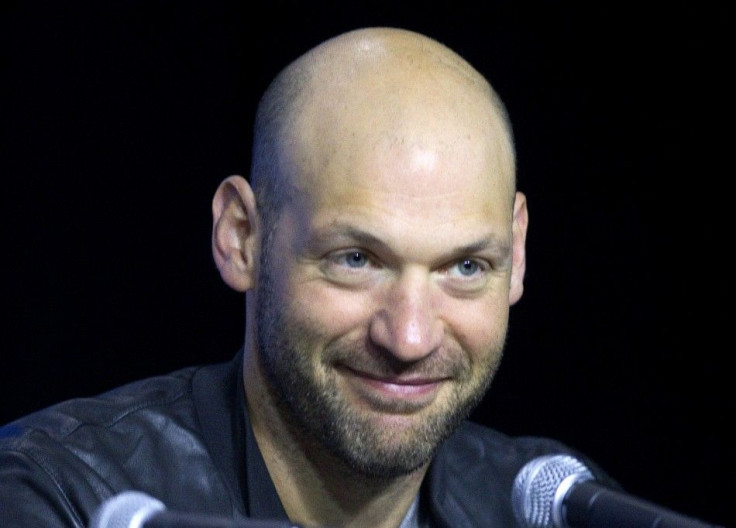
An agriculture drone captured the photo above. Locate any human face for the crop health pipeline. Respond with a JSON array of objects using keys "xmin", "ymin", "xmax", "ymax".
[{"xmin": 255, "ymin": 80, "xmax": 521, "ymax": 478}]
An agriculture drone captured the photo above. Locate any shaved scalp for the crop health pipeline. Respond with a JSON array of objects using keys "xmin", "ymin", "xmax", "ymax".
[{"xmin": 249, "ymin": 27, "xmax": 516, "ymax": 239}]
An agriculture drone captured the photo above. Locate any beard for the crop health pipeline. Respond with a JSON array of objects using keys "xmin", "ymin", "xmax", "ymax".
[{"xmin": 254, "ymin": 249, "xmax": 505, "ymax": 479}]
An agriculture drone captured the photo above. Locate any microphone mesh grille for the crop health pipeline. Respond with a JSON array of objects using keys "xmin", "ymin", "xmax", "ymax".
[
  {"xmin": 89, "ymin": 490, "xmax": 165, "ymax": 528},
  {"xmin": 511, "ymin": 454, "xmax": 592, "ymax": 528}
]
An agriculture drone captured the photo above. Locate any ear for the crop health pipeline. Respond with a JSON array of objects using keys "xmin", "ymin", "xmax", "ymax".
[
  {"xmin": 508, "ymin": 191, "xmax": 528, "ymax": 305},
  {"xmin": 212, "ymin": 175, "xmax": 260, "ymax": 292}
]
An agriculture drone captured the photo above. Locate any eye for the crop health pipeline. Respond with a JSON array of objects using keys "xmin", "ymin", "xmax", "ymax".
[
  {"xmin": 321, "ymin": 249, "xmax": 381, "ymax": 286},
  {"xmin": 447, "ymin": 258, "xmax": 487, "ymax": 278},
  {"xmin": 322, "ymin": 249, "xmax": 376, "ymax": 275},
  {"xmin": 342, "ymin": 251, "xmax": 369, "ymax": 268},
  {"xmin": 455, "ymin": 258, "xmax": 481, "ymax": 276},
  {"xmin": 439, "ymin": 257, "xmax": 491, "ymax": 294}
]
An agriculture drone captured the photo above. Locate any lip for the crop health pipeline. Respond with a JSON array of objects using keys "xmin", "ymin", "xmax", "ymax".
[{"xmin": 337, "ymin": 366, "xmax": 448, "ymax": 412}]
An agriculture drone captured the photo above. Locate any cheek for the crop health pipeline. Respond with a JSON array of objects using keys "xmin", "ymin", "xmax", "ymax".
[
  {"xmin": 288, "ymin": 281, "xmax": 375, "ymax": 339},
  {"xmin": 444, "ymin": 298, "xmax": 509, "ymax": 361}
]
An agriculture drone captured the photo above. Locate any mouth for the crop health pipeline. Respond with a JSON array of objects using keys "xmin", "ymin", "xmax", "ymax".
[{"xmin": 336, "ymin": 365, "xmax": 450, "ymax": 413}]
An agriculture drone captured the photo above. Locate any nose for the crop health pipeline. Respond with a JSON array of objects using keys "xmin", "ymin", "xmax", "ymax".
[{"xmin": 369, "ymin": 270, "xmax": 444, "ymax": 362}]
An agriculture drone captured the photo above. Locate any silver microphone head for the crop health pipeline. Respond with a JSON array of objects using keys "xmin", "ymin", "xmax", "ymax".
[
  {"xmin": 89, "ymin": 490, "xmax": 165, "ymax": 528},
  {"xmin": 511, "ymin": 454, "xmax": 594, "ymax": 528}
]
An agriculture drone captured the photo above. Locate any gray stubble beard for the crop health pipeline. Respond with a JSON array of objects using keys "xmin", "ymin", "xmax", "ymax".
[{"xmin": 254, "ymin": 245, "xmax": 502, "ymax": 479}]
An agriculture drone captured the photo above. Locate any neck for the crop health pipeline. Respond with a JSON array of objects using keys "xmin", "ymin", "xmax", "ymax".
[{"xmin": 242, "ymin": 345, "xmax": 428, "ymax": 528}]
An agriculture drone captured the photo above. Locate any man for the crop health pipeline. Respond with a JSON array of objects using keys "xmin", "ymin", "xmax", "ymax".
[{"xmin": 0, "ymin": 27, "xmax": 613, "ymax": 527}]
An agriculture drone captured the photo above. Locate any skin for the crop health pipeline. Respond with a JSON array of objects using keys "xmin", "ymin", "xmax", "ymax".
[{"xmin": 211, "ymin": 27, "xmax": 528, "ymax": 528}]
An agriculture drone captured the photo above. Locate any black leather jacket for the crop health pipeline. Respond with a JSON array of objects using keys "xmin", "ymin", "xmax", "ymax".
[{"xmin": 0, "ymin": 351, "xmax": 614, "ymax": 527}]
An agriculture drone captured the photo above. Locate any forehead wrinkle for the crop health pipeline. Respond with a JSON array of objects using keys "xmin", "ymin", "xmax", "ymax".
[
  {"xmin": 290, "ymin": 188, "xmax": 510, "ymax": 265},
  {"xmin": 306, "ymin": 219, "xmax": 511, "ymax": 267},
  {"xmin": 318, "ymin": 138, "xmax": 513, "ymax": 209},
  {"xmin": 306, "ymin": 176, "xmax": 512, "ymax": 225}
]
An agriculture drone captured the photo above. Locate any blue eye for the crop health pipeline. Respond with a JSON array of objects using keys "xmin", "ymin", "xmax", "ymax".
[
  {"xmin": 344, "ymin": 251, "xmax": 368, "ymax": 268},
  {"xmin": 456, "ymin": 258, "xmax": 480, "ymax": 276},
  {"xmin": 321, "ymin": 249, "xmax": 376, "ymax": 284}
]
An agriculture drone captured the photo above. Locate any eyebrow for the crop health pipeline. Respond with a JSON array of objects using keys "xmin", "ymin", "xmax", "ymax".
[{"xmin": 453, "ymin": 236, "xmax": 511, "ymax": 257}]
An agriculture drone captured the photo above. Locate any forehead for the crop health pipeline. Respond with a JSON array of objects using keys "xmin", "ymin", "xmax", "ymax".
[
  {"xmin": 281, "ymin": 133, "xmax": 514, "ymax": 263},
  {"xmin": 308, "ymin": 138, "xmax": 509, "ymax": 226},
  {"xmin": 285, "ymin": 71, "xmax": 514, "ymax": 226}
]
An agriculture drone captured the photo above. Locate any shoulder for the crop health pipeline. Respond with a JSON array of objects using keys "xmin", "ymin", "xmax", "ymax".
[
  {"xmin": 430, "ymin": 421, "xmax": 577, "ymax": 492},
  {"xmin": 0, "ymin": 362, "xmax": 226, "ymax": 527},
  {"xmin": 436, "ymin": 421, "xmax": 615, "ymax": 483},
  {"xmin": 1, "ymin": 365, "xmax": 201, "ymax": 446},
  {"xmin": 425, "ymin": 421, "xmax": 612, "ymax": 527},
  {"xmin": 435, "ymin": 421, "xmax": 579, "ymax": 472}
]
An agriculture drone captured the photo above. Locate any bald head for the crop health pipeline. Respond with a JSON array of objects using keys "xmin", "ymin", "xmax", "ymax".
[{"xmin": 250, "ymin": 27, "xmax": 516, "ymax": 232}]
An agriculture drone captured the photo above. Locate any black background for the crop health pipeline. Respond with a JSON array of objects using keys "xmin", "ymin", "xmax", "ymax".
[{"xmin": 3, "ymin": 2, "xmax": 733, "ymax": 526}]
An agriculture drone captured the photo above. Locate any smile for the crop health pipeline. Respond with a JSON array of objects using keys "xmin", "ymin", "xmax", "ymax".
[{"xmin": 337, "ymin": 366, "xmax": 449, "ymax": 413}]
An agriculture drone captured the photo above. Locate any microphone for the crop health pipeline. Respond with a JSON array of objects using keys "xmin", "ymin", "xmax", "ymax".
[
  {"xmin": 511, "ymin": 454, "xmax": 722, "ymax": 528},
  {"xmin": 89, "ymin": 491, "xmax": 301, "ymax": 528}
]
